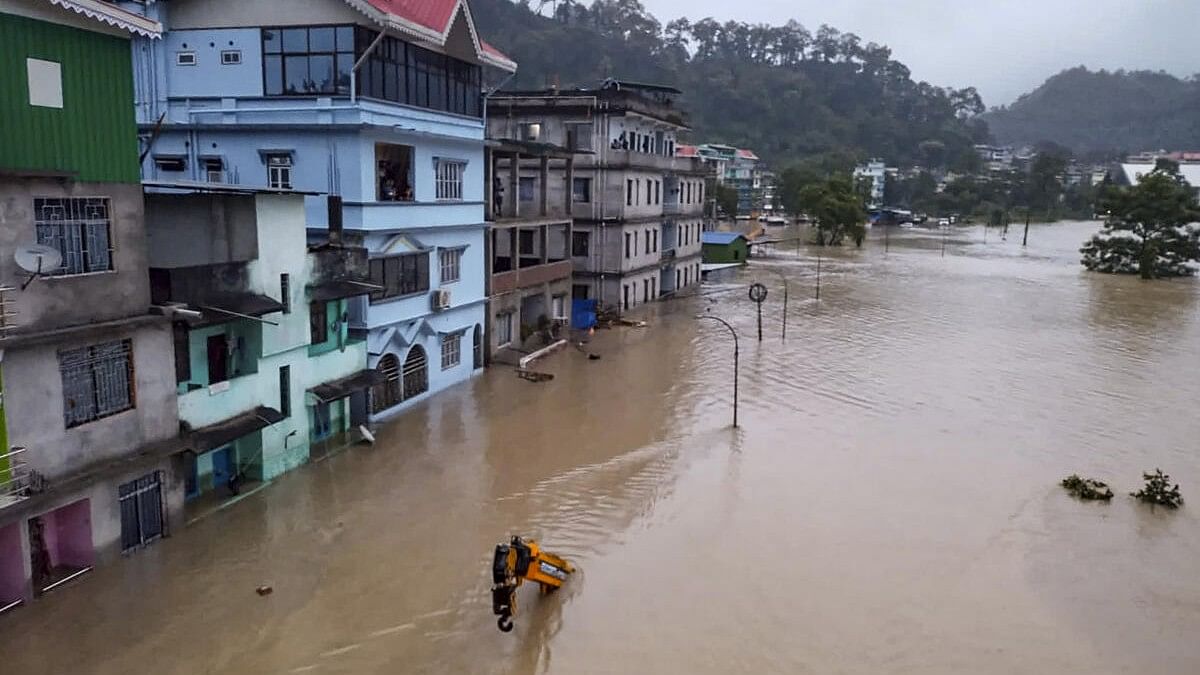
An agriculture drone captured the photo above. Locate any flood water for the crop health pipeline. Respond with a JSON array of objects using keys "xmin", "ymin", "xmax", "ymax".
[{"xmin": 5, "ymin": 221, "xmax": 1200, "ymax": 674}]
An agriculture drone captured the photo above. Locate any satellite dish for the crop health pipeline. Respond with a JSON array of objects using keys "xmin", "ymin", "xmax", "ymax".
[{"xmin": 14, "ymin": 244, "xmax": 62, "ymax": 290}]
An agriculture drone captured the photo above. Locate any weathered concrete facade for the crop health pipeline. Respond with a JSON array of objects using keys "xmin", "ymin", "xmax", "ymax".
[{"xmin": 487, "ymin": 81, "xmax": 707, "ymax": 314}]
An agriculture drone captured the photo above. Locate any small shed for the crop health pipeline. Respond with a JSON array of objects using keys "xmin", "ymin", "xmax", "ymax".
[{"xmin": 701, "ymin": 231, "xmax": 749, "ymax": 264}]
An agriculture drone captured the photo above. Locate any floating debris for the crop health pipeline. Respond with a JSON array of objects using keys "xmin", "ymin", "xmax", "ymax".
[
  {"xmin": 1130, "ymin": 469, "xmax": 1183, "ymax": 509},
  {"xmin": 1060, "ymin": 474, "xmax": 1114, "ymax": 501},
  {"xmin": 516, "ymin": 369, "xmax": 554, "ymax": 383},
  {"xmin": 256, "ymin": 585, "xmax": 273, "ymax": 596}
]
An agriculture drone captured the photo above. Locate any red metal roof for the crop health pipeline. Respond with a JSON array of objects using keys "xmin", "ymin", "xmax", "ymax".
[
  {"xmin": 363, "ymin": 0, "xmax": 457, "ymax": 35},
  {"xmin": 676, "ymin": 144, "xmax": 699, "ymax": 158},
  {"xmin": 736, "ymin": 149, "xmax": 759, "ymax": 160}
]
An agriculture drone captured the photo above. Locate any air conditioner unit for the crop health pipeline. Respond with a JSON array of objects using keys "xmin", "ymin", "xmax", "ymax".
[{"xmin": 431, "ymin": 289, "xmax": 451, "ymax": 311}]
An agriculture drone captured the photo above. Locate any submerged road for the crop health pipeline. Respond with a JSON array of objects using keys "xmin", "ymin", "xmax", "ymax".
[{"xmin": 4, "ymin": 222, "xmax": 1200, "ymax": 674}]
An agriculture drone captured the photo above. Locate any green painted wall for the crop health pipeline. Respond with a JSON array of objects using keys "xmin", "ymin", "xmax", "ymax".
[
  {"xmin": 307, "ymin": 299, "xmax": 349, "ymax": 357},
  {"xmin": 0, "ymin": 12, "xmax": 140, "ymax": 182},
  {"xmin": 702, "ymin": 240, "xmax": 749, "ymax": 264}
]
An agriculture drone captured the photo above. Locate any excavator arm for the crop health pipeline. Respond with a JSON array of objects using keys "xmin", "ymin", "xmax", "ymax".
[{"xmin": 491, "ymin": 536, "xmax": 574, "ymax": 632}]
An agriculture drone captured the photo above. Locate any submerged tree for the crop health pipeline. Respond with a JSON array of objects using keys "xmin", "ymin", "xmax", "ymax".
[
  {"xmin": 799, "ymin": 174, "xmax": 866, "ymax": 246},
  {"xmin": 1080, "ymin": 164, "xmax": 1200, "ymax": 278}
]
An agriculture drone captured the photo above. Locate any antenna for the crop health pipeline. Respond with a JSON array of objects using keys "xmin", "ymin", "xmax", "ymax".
[{"xmin": 14, "ymin": 244, "xmax": 63, "ymax": 290}]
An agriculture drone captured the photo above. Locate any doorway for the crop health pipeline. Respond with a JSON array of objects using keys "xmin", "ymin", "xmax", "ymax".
[
  {"xmin": 211, "ymin": 446, "xmax": 234, "ymax": 492},
  {"xmin": 206, "ymin": 334, "xmax": 228, "ymax": 384}
]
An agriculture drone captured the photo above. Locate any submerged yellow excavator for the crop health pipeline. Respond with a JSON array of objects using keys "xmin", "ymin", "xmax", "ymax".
[{"xmin": 491, "ymin": 536, "xmax": 574, "ymax": 632}]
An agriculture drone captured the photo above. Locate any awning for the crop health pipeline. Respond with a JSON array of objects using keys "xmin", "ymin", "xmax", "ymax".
[
  {"xmin": 187, "ymin": 406, "xmax": 284, "ymax": 453},
  {"xmin": 307, "ymin": 278, "xmax": 379, "ymax": 303},
  {"xmin": 194, "ymin": 293, "xmax": 285, "ymax": 327},
  {"xmin": 308, "ymin": 369, "xmax": 386, "ymax": 403}
]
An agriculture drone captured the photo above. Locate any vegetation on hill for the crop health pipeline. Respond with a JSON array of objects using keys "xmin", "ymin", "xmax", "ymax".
[
  {"xmin": 473, "ymin": 0, "xmax": 989, "ymax": 168},
  {"xmin": 984, "ymin": 67, "xmax": 1200, "ymax": 155}
]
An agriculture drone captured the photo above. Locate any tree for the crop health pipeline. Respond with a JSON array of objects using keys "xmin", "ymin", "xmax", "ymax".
[
  {"xmin": 1080, "ymin": 166, "xmax": 1200, "ymax": 278},
  {"xmin": 713, "ymin": 183, "xmax": 739, "ymax": 217},
  {"xmin": 798, "ymin": 174, "xmax": 866, "ymax": 246}
]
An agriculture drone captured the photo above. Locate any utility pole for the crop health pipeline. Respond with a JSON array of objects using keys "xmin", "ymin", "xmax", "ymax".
[
  {"xmin": 697, "ymin": 314, "xmax": 740, "ymax": 428},
  {"xmin": 1022, "ymin": 210, "xmax": 1031, "ymax": 247},
  {"xmin": 815, "ymin": 254, "xmax": 822, "ymax": 301}
]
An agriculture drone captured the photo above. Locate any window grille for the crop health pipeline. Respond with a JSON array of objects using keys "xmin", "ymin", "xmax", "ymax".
[
  {"xmin": 441, "ymin": 333, "xmax": 461, "ymax": 370},
  {"xmin": 371, "ymin": 354, "xmax": 402, "ymax": 413},
  {"xmin": 496, "ymin": 313, "xmax": 513, "ymax": 346},
  {"xmin": 439, "ymin": 248, "xmax": 462, "ymax": 284},
  {"xmin": 435, "ymin": 160, "xmax": 465, "ymax": 200},
  {"xmin": 59, "ymin": 339, "xmax": 134, "ymax": 428},
  {"xmin": 402, "ymin": 346, "xmax": 428, "ymax": 399},
  {"xmin": 34, "ymin": 198, "xmax": 113, "ymax": 275}
]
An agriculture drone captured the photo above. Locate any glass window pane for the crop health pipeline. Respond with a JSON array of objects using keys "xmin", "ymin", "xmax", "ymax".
[
  {"xmin": 384, "ymin": 62, "xmax": 398, "ymax": 101},
  {"xmin": 336, "ymin": 26, "xmax": 355, "ymax": 52},
  {"xmin": 264, "ymin": 55, "xmax": 283, "ymax": 95},
  {"xmin": 284, "ymin": 55, "xmax": 308, "ymax": 94},
  {"xmin": 309, "ymin": 27, "xmax": 335, "ymax": 52},
  {"xmin": 337, "ymin": 54, "xmax": 353, "ymax": 94},
  {"xmin": 309, "ymin": 54, "xmax": 334, "ymax": 92},
  {"xmin": 281, "ymin": 28, "xmax": 307, "ymax": 53},
  {"xmin": 263, "ymin": 29, "xmax": 281, "ymax": 54}
]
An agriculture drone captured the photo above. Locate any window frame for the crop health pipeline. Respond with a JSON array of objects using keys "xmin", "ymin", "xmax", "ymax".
[
  {"xmin": 439, "ymin": 247, "xmax": 463, "ymax": 284},
  {"xmin": 266, "ymin": 153, "xmax": 293, "ymax": 189},
  {"xmin": 572, "ymin": 177, "xmax": 592, "ymax": 203},
  {"xmin": 261, "ymin": 26, "xmax": 354, "ymax": 97},
  {"xmin": 59, "ymin": 338, "xmax": 135, "ymax": 428},
  {"xmin": 571, "ymin": 231, "xmax": 590, "ymax": 257},
  {"xmin": 34, "ymin": 197, "xmax": 114, "ymax": 276},
  {"xmin": 368, "ymin": 252, "xmax": 430, "ymax": 304},
  {"xmin": 440, "ymin": 332, "xmax": 461, "ymax": 370},
  {"xmin": 434, "ymin": 158, "xmax": 466, "ymax": 201},
  {"xmin": 495, "ymin": 312, "xmax": 514, "ymax": 347},
  {"xmin": 309, "ymin": 300, "xmax": 329, "ymax": 344}
]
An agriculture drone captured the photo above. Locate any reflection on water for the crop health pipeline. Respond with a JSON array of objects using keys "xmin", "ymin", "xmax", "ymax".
[{"xmin": 4, "ymin": 222, "xmax": 1199, "ymax": 674}]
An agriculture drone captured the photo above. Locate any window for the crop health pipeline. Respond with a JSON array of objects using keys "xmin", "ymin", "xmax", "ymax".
[
  {"xmin": 519, "ymin": 230, "xmax": 535, "ymax": 256},
  {"xmin": 267, "ymin": 153, "xmax": 292, "ymax": 189},
  {"xmin": 26, "ymin": 58, "xmax": 63, "ymax": 108},
  {"xmin": 279, "ymin": 365, "xmax": 291, "ymax": 417},
  {"xmin": 59, "ymin": 339, "xmax": 134, "ymax": 428},
  {"xmin": 644, "ymin": 229, "xmax": 650, "ymax": 255},
  {"xmin": 626, "ymin": 180, "xmax": 633, "ymax": 206},
  {"xmin": 368, "ymin": 252, "xmax": 430, "ymax": 303},
  {"xmin": 439, "ymin": 248, "xmax": 462, "ymax": 284},
  {"xmin": 309, "ymin": 301, "xmax": 328, "ymax": 344},
  {"xmin": 350, "ymin": 27, "xmax": 481, "ymax": 116},
  {"xmin": 371, "ymin": 354, "xmax": 402, "ymax": 413},
  {"xmin": 572, "ymin": 231, "xmax": 590, "ymax": 257},
  {"xmin": 153, "ymin": 155, "xmax": 186, "ymax": 172},
  {"xmin": 376, "ymin": 143, "xmax": 413, "ymax": 201},
  {"xmin": 623, "ymin": 285, "xmax": 630, "ymax": 310},
  {"xmin": 176, "ymin": 51, "xmax": 196, "ymax": 66},
  {"xmin": 496, "ymin": 312, "xmax": 513, "ymax": 346},
  {"xmin": 221, "ymin": 50, "xmax": 242, "ymax": 65},
  {"xmin": 573, "ymin": 283, "xmax": 590, "ymax": 300},
  {"xmin": 441, "ymin": 333, "xmax": 461, "ymax": 370},
  {"xmin": 646, "ymin": 179, "xmax": 652, "ymax": 204},
  {"xmin": 280, "ymin": 274, "xmax": 291, "ymax": 313},
  {"xmin": 203, "ymin": 158, "xmax": 224, "ymax": 183},
  {"xmin": 34, "ymin": 197, "xmax": 113, "ymax": 275},
  {"xmin": 564, "ymin": 122, "xmax": 594, "ymax": 151},
  {"xmin": 403, "ymin": 346, "xmax": 428, "ymax": 399},
  {"xmin": 655, "ymin": 180, "xmax": 661, "ymax": 205},
  {"xmin": 572, "ymin": 177, "xmax": 592, "ymax": 203},
  {"xmin": 653, "ymin": 230, "xmax": 658, "ymax": 252},
  {"xmin": 624, "ymin": 232, "xmax": 631, "ymax": 258},
  {"xmin": 435, "ymin": 159, "xmax": 465, "ymax": 201},
  {"xmin": 518, "ymin": 177, "xmax": 536, "ymax": 202},
  {"xmin": 262, "ymin": 26, "xmax": 353, "ymax": 95},
  {"xmin": 519, "ymin": 122, "xmax": 542, "ymax": 142},
  {"xmin": 643, "ymin": 279, "xmax": 649, "ymax": 302},
  {"xmin": 552, "ymin": 295, "xmax": 566, "ymax": 320}
]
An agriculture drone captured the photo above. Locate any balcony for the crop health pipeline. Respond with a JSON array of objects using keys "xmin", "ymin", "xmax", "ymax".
[
  {"xmin": 492, "ymin": 260, "xmax": 573, "ymax": 295},
  {"xmin": 592, "ymin": 150, "xmax": 704, "ymax": 174},
  {"xmin": 178, "ymin": 372, "xmax": 263, "ymax": 430},
  {"xmin": 0, "ymin": 446, "xmax": 33, "ymax": 511}
]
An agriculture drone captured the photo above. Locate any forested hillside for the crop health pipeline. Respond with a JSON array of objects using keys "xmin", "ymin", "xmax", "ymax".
[
  {"xmin": 984, "ymin": 67, "xmax": 1200, "ymax": 155},
  {"xmin": 472, "ymin": 0, "xmax": 989, "ymax": 169}
]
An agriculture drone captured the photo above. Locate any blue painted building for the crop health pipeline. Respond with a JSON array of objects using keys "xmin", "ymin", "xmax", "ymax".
[{"xmin": 124, "ymin": 0, "xmax": 515, "ymax": 419}]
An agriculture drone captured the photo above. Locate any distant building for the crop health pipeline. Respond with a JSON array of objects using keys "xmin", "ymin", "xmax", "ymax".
[
  {"xmin": 0, "ymin": 1, "xmax": 177, "ymax": 609},
  {"xmin": 1117, "ymin": 163, "xmax": 1200, "ymax": 202},
  {"xmin": 701, "ymin": 232, "xmax": 749, "ymax": 264},
  {"xmin": 854, "ymin": 159, "xmax": 888, "ymax": 208},
  {"xmin": 687, "ymin": 144, "xmax": 764, "ymax": 216},
  {"xmin": 974, "ymin": 145, "xmax": 1014, "ymax": 173},
  {"xmin": 488, "ymin": 81, "xmax": 707, "ymax": 314}
]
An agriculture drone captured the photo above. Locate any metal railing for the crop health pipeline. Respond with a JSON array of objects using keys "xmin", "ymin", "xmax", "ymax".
[
  {"xmin": 0, "ymin": 285, "xmax": 16, "ymax": 338},
  {"xmin": 0, "ymin": 446, "xmax": 37, "ymax": 505}
]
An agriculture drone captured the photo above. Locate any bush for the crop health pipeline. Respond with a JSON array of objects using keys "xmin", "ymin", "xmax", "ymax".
[
  {"xmin": 1130, "ymin": 469, "xmax": 1183, "ymax": 509},
  {"xmin": 1060, "ymin": 474, "xmax": 1113, "ymax": 501}
]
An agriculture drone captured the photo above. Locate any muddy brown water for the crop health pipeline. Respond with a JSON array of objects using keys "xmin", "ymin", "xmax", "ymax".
[{"xmin": 4, "ymin": 222, "xmax": 1199, "ymax": 674}]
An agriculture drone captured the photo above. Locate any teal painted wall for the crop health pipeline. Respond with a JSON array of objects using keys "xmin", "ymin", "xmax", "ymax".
[
  {"xmin": 0, "ymin": 12, "xmax": 140, "ymax": 182},
  {"xmin": 307, "ymin": 299, "xmax": 349, "ymax": 357},
  {"xmin": 177, "ymin": 321, "xmax": 263, "ymax": 393}
]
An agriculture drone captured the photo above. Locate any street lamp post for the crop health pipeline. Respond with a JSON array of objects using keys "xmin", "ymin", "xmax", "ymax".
[{"xmin": 697, "ymin": 314, "xmax": 740, "ymax": 428}]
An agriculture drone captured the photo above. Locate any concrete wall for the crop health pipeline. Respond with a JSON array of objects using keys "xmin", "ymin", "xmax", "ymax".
[
  {"xmin": 145, "ymin": 193, "xmax": 260, "ymax": 267},
  {"xmin": 3, "ymin": 321, "xmax": 179, "ymax": 481},
  {"xmin": 0, "ymin": 180, "xmax": 151, "ymax": 334},
  {"xmin": 157, "ymin": 0, "xmax": 365, "ymax": 31},
  {"xmin": 487, "ymin": 276, "xmax": 570, "ymax": 360}
]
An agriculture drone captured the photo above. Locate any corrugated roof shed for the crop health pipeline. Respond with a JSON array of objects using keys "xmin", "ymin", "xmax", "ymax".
[{"xmin": 701, "ymin": 232, "xmax": 746, "ymax": 245}]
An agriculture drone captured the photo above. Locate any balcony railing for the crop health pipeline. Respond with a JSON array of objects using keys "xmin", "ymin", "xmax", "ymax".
[
  {"xmin": 0, "ymin": 286, "xmax": 16, "ymax": 339},
  {"xmin": 492, "ymin": 260, "xmax": 573, "ymax": 295},
  {"xmin": 0, "ymin": 446, "xmax": 37, "ymax": 509}
]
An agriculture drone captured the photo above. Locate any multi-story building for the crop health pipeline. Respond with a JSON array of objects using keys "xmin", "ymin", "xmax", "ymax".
[
  {"xmin": 854, "ymin": 159, "xmax": 888, "ymax": 208},
  {"xmin": 484, "ymin": 139, "xmax": 576, "ymax": 363},
  {"xmin": 145, "ymin": 188, "xmax": 376, "ymax": 502},
  {"xmin": 974, "ymin": 144, "xmax": 1015, "ymax": 173},
  {"xmin": 0, "ymin": 1, "xmax": 179, "ymax": 610},
  {"xmin": 488, "ymin": 81, "xmax": 707, "ymax": 314},
  {"xmin": 125, "ymin": 0, "xmax": 515, "ymax": 419}
]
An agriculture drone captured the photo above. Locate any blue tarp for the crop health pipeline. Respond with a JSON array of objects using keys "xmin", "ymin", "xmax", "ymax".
[{"xmin": 571, "ymin": 299, "xmax": 597, "ymax": 330}]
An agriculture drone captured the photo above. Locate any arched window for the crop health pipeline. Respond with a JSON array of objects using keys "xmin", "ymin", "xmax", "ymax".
[
  {"xmin": 402, "ymin": 345, "xmax": 428, "ymax": 400},
  {"xmin": 371, "ymin": 354, "xmax": 402, "ymax": 413}
]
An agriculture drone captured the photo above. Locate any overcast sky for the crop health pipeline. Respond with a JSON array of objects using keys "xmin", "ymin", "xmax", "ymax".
[{"xmin": 638, "ymin": 0, "xmax": 1200, "ymax": 106}]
